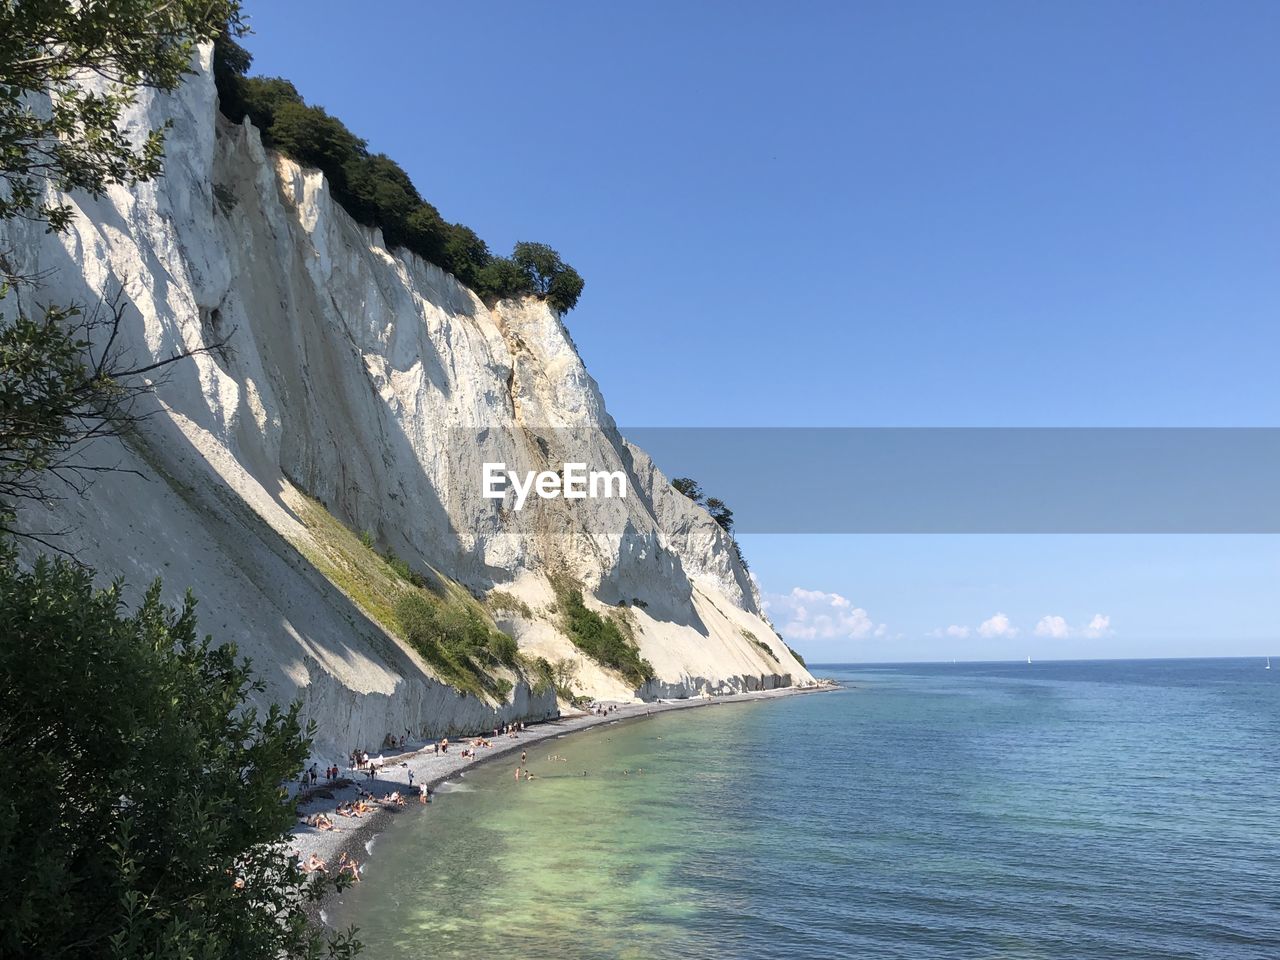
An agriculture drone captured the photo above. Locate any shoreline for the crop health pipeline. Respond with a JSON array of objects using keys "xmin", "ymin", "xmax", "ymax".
[{"xmin": 291, "ymin": 683, "xmax": 838, "ymax": 915}]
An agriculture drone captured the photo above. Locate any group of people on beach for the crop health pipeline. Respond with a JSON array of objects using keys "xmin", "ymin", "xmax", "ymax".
[
  {"xmin": 299, "ymin": 763, "xmax": 348, "ymax": 789},
  {"xmin": 300, "ymin": 850, "xmax": 360, "ymax": 882},
  {"xmin": 383, "ymin": 731, "xmax": 409, "ymax": 750}
]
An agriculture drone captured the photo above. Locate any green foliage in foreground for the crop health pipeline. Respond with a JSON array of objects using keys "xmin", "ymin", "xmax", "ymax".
[
  {"xmin": 394, "ymin": 591, "xmax": 518, "ymax": 700},
  {"xmin": 556, "ymin": 586, "xmax": 654, "ymax": 688},
  {"xmin": 0, "ymin": 0, "xmax": 242, "ymax": 231},
  {"xmin": 0, "ymin": 549, "xmax": 358, "ymax": 960},
  {"xmin": 786, "ymin": 643, "xmax": 807, "ymax": 668},
  {"xmin": 212, "ymin": 37, "xmax": 584, "ymax": 313}
]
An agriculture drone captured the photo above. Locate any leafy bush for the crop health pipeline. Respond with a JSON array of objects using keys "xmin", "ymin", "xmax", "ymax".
[
  {"xmin": 551, "ymin": 656, "xmax": 580, "ymax": 693},
  {"xmin": 525, "ymin": 656, "xmax": 556, "ymax": 695},
  {"xmin": 512, "ymin": 242, "xmax": 585, "ymax": 314},
  {"xmin": 393, "ymin": 592, "xmax": 518, "ymax": 697},
  {"xmin": 785, "ymin": 642, "xmax": 807, "ymax": 667},
  {"xmin": 488, "ymin": 631, "xmax": 519, "ymax": 668},
  {"xmin": 671, "ymin": 477, "xmax": 703, "ymax": 502},
  {"xmin": 0, "ymin": 549, "xmax": 358, "ymax": 959},
  {"xmin": 668, "ymin": 477, "xmax": 748, "ymax": 568},
  {"xmin": 381, "ymin": 548, "xmax": 425, "ymax": 588},
  {"xmin": 213, "ymin": 36, "xmax": 583, "ymax": 313},
  {"xmin": 558, "ymin": 588, "xmax": 654, "ymax": 687}
]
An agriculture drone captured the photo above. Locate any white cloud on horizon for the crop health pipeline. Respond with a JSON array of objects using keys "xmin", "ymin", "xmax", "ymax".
[
  {"xmin": 978, "ymin": 612, "xmax": 1018, "ymax": 638},
  {"xmin": 1030, "ymin": 613, "xmax": 1114, "ymax": 639},
  {"xmin": 931, "ymin": 612, "xmax": 1114, "ymax": 643},
  {"xmin": 765, "ymin": 587, "xmax": 887, "ymax": 642},
  {"xmin": 1034, "ymin": 615, "xmax": 1070, "ymax": 639},
  {"xmin": 1084, "ymin": 613, "xmax": 1112, "ymax": 638}
]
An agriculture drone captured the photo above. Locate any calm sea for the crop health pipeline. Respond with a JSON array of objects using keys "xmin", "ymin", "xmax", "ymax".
[{"xmin": 328, "ymin": 659, "xmax": 1280, "ymax": 958}]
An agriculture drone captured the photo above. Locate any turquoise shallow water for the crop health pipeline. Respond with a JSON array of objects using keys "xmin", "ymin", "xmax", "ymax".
[{"xmin": 329, "ymin": 659, "xmax": 1280, "ymax": 959}]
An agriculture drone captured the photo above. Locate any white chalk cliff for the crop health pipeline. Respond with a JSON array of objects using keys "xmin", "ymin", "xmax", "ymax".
[{"xmin": 2, "ymin": 47, "xmax": 813, "ymax": 753}]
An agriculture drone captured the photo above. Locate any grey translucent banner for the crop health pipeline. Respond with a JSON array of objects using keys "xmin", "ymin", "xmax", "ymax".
[
  {"xmin": 625, "ymin": 428, "xmax": 1280, "ymax": 533},
  {"xmin": 459, "ymin": 427, "xmax": 1280, "ymax": 534}
]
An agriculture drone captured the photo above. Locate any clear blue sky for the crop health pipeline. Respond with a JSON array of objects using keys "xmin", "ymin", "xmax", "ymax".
[{"xmin": 240, "ymin": 1, "xmax": 1280, "ymax": 661}]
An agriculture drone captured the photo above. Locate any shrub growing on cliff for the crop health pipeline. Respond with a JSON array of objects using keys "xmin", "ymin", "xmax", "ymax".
[
  {"xmin": 213, "ymin": 35, "xmax": 584, "ymax": 313},
  {"xmin": 668, "ymin": 478, "xmax": 749, "ymax": 570},
  {"xmin": 393, "ymin": 592, "xmax": 518, "ymax": 697},
  {"xmin": 671, "ymin": 477, "xmax": 704, "ymax": 502},
  {"xmin": 559, "ymin": 588, "xmax": 654, "ymax": 688},
  {"xmin": 0, "ymin": 549, "xmax": 358, "ymax": 960},
  {"xmin": 512, "ymin": 242, "xmax": 586, "ymax": 314}
]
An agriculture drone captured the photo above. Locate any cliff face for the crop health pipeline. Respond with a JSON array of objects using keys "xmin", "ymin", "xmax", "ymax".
[{"xmin": 2, "ymin": 47, "xmax": 812, "ymax": 753}]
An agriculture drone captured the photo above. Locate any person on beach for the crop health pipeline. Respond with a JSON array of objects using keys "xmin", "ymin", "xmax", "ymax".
[
  {"xmin": 304, "ymin": 853, "xmax": 327, "ymax": 873},
  {"xmin": 515, "ymin": 765, "xmax": 521, "ymax": 781},
  {"xmin": 419, "ymin": 783, "xmax": 429, "ymax": 804},
  {"xmin": 433, "ymin": 741, "xmax": 440, "ymax": 755},
  {"xmin": 337, "ymin": 852, "xmax": 360, "ymax": 882},
  {"xmin": 520, "ymin": 751, "xmax": 526, "ymax": 763},
  {"xmin": 408, "ymin": 769, "xmax": 415, "ymax": 790}
]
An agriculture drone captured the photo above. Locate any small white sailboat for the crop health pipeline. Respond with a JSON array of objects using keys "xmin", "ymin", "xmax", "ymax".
[
  {"xmin": 1026, "ymin": 655, "xmax": 1032, "ymax": 665},
  {"xmin": 1267, "ymin": 657, "xmax": 1272, "ymax": 670}
]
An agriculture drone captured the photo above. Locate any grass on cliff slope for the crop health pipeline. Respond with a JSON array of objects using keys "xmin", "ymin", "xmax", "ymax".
[
  {"xmin": 550, "ymin": 577, "xmax": 654, "ymax": 688},
  {"xmin": 741, "ymin": 628, "xmax": 780, "ymax": 664},
  {"xmin": 294, "ymin": 496, "xmax": 517, "ymax": 701}
]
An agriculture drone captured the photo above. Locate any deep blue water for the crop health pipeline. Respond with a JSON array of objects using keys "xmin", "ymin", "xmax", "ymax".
[{"xmin": 331, "ymin": 659, "xmax": 1280, "ymax": 958}]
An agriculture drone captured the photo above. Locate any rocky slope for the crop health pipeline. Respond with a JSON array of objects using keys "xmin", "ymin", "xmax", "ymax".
[{"xmin": 1, "ymin": 47, "xmax": 813, "ymax": 754}]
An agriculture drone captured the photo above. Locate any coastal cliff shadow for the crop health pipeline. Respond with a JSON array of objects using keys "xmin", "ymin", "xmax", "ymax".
[{"xmin": 594, "ymin": 521, "xmax": 711, "ymax": 636}]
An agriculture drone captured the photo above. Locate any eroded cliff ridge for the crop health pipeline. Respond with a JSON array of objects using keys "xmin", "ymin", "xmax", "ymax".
[{"xmin": 2, "ymin": 47, "xmax": 811, "ymax": 751}]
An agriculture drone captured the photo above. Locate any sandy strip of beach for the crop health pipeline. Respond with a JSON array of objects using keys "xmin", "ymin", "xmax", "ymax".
[{"xmin": 289, "ymin": 683, "xmax": 836, "ymax": 901}]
